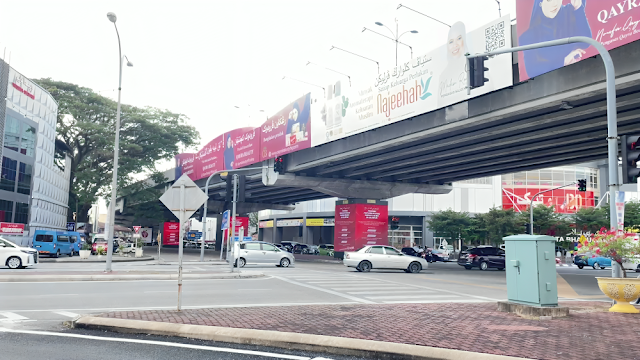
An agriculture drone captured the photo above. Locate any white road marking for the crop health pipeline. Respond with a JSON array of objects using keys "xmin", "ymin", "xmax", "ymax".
[
  {"xmin": 383, "ymin": 299, "xmax": 493, "ymax": 304},
  {"xmin": 0, "ymin": 277, "xmax": 273, "ymax": 284},
  {"xmin": 364, "ymin": 294, "xmax": 456, "ymax": 300},
  {"xmin": 0, "ymin": 312, "xmax": 28, "ymax": 321},
  {"xmin": 0, "ymin": 328, "xmax": 318, "ymax": 360},
  {"xmin": 347, "ymin": 290, "xmax": 435, "ymax": 295},
  {"xmin": 54, "ymin": 311, "xmax": 80, "ymax": 318},
  {"xmin": 143, "ymin": 291, "xmax": 174, "ymax": 293},
  {"xmin": 329, "ymin": 286, "xmax": 407, "ymax": 291},
  {"xmin": 306, "ymin": 281, "xmax": 382, "ymax": 285},
  {"xmin": 273, "ymin": 276, "xmax": 374, "ymax": 304}
]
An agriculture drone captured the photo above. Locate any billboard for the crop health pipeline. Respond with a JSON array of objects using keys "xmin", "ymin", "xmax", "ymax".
[
  {"xmin": 334, "ymin": 200, "xmax": 388, "ymax": 252},
  {"xmin": 517, "ymin": 0, "xmax": 640, "ymax": 81},
  {"xmin": 226, "ymin": 127, "xmax": 260, "ymax": 169},
  {"xmin": 312, "ymin": 15, "xmax": 512, "ymax": 146},
  {"xmin": 502, "ymin": 187, "xmax": 595, "ymax": 214},
  {"xmin": 163, "ymin": 222, "xmax": 180, "ymax": 246},
  {"xmin": 260, "ymin": 93, "xmax": 311, "ymax": 160}
]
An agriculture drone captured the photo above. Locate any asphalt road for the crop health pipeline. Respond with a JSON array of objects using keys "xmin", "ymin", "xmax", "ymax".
[{"xmin": 0, "ymin": 327, "xmax": 359, "ymax": 360}]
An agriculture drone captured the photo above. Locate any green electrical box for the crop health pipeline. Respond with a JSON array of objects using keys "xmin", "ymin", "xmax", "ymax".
[{"xmin": 503, "ymin": 234, "xmax": 558, "ymax": 307}]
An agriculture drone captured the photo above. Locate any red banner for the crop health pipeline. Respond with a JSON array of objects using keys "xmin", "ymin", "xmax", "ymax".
[
  {"xmin": 260, "ymin": 93, "xmax": 311, "ymax": 160},
  {"xmin": 225, "ymin": 127, "xmax": 260, "ymax": 169},
  {"xmin": 502, "ymin": 187, "xmax": 595, "ymax": 214},
  {"xmin": 517, "ymin": 0, "xmax": 640, "ymax": 81},
  {"xmin": 223, "ymin": 216, "xmax": 249, "ymax": 239},
  {"xmin": 334, "ymin": 202, "xmax": 388, "ymax": 252},
  {"xmin": 0, "ymin": 222, "xmax": 24, "ymax": 235},
  {"xmin": 163, "ymin": 222, "xmax": 180, "ymax": 246}
]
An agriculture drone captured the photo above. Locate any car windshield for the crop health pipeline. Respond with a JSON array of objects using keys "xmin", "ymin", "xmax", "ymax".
[
  {"xmin": 432, "ymin": 250, "xmax": 442, "ymax": 254},
  {"xmin": 0, "ymin": 238, "xmax": 18, "ymax": 248},
  {"xmin": 355, "ymin": 246, "xmax": 368, "ymax": 252}
]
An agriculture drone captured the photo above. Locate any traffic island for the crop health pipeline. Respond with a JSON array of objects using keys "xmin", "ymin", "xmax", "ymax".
[
  {"xmin": 497, "ymin": 301, "xmax": 569, "ymax": 318},
  {"xmin": 69, "ymin": 301, "xmax": 638, "ymax": 360}
]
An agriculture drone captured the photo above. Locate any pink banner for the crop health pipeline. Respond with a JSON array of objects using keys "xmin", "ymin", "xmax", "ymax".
[
  {"xmin": 225, "ymin": 127, "xmax": 260, "ymax": 170},
  {"xmin": 195, "ymin": 134, "xmax": 225, "ymax": 180},
  {"xmin": 517, "ymin": 0, "xmax": 640, "ymax": 81},
  {"xmin": 260, "ymin": 93, "xmax": 311, "ymax": 160},
  {"xmin": 175, "ymin": 153, "xmax": 197, "ymax": 180}
]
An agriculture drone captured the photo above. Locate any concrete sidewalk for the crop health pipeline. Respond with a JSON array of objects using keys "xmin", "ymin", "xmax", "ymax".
[
  {"xmin": 0, "ymin": 270, "xmax": 263, "ymax": 282},
  {"xmin": 39, "ymin": 255, "xmax": 155, "ymax": 263},
  {"xmin": 71, "ymin": 301, "xmax": 638, "ymax": 360}
]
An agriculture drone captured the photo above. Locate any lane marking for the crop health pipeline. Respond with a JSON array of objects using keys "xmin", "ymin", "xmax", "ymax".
[
  {"xmin": 329, "ymin": 286, "xmax": 407, "ymax": 291},
  {"xmin": 0, "ymin": 312, "xmax": 28, "ymax": 320},
  {"xmin": 0, "ymin": 328, "xmax": 314, "ymax": 360},
  {"xmin": 143, "ymin": 291, "xmax": 174, "ymax": 293},
  {"xmin": 273, "ymin": 276, "xmax": 374, "ymax": 304},
  {"xmin": 54, "ymin": 311, "xmax": 79, "ymax": 318},
  {"xmin": 364, "ymin": 294, "xmax": 456, "ymax": 300},
  {"xmin": 0, "ymin": 277, "xmax": 273, "ymax": 284},
  {"xmin": 383, "ymin": 299, "xmax": 493, "ymax": 304},
  {"xmin": 347, "ymin": 290, "xmax": 436, "ymax": 295}
]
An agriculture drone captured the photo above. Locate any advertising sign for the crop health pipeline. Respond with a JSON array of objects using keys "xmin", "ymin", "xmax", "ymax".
[
  {"xmin": 66, "ymin": 222, "xmax": 76, "ymax": 232},
  {"xmin": 312, "ymin": 15, "xmax": 512, "ymax": 146},
  {"xmin": 306, "ymin": 218, "xmax": 335, "ymax": 226},
  {"xmin": 615, "ymin": 191, "xmax": 625, "ymax": 233},
  {"xmin": 502, "ymin": 187, "xmax": 595, "ymax": 214},
  {"xmin": 224, "ymin": 216, "xmax": 250, "ymax": 239},
  {"xmin": 0, "ymin": 222, "xmax": 24, "ymax": 235},
  {"xmin": 334, "ymin": 201, "xmax": 389, "ymax": 252},
  {"xmin": 140, "ymin": 227, "xmax": 152, "ymax": 244},
  {"xmin": 517, "ymin": 0, "xmax": 640, "ymax": 81},
  {"xmin": 225, "ymin": 127, "xmax": 260, "ymax": 169},
  {"xmin": 276, "ymin": 219, "xmax": 303, "ymax": 227},
  {"xmin": 334, "ymin": 204, "xmax": 357, "ymax": 252},
  {"xmin": 259, "ymin": 220, "xmax": 274, "ymax": 228},
  {"xmin": 260, "ymin": 93, "xmax": 312, "ymax": 160},
  {"xmin": 221, "ymin": 210, "xmax": 230, "ymax": 230},
  {"xmin": 163, "ymin": 222, "xmax": 180, "ymax": 246}
]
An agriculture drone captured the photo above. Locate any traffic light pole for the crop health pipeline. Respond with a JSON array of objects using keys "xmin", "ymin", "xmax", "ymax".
[
  {"xmin": 467, "ymin": 36, "xmax": 619, "ymax": 233},
  {"xmin": 529, "ymin": 182, "xmax": 578, "ymax": 235}
]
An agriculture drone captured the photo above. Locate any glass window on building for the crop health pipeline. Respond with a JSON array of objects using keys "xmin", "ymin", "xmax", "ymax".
[
  {"xmin": 0, "ymin": 200, "xmax": 13, "ymax": 222},
  {"xmin": 1, "ymin": 157, "xmax": 17, "ymax": 192},
  {"xmin": 17, "ymin": 163, "xmax": 32, "ymax": 195},
  {"xmin": 4, "ymin": 115, "xmax": 20, "ymax": 152},
  {"xmin": 14, "ymin": 202, "xmax": 28, "ymax": 224},
  {"xmin": 20, "ymin": 125, "xmax": 36, "ymax": 156},
  {"xmin": 540, "ymin": 170, "xmax": 552, "ymax": 186},
  {"xmin": 513, "ymin": 172, "xmax": 526, "ymax": 185}
]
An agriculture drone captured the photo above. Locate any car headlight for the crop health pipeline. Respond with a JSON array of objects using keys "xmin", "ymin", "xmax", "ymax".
[{"xmin": 21, "ymin": 250, "xmax": 35, "ymax": 255}]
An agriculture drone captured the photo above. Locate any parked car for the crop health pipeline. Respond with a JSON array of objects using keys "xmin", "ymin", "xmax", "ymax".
[
  {"xmin": 431, "ymin": 249, "xmax": 448, "ymax": 262},
  {"xmin": 293, "ymin": 244, "xmax": 310, "ymax": 254},
  {"xmin": 0, "ymin": 237, "xmax": 38, "ymax": 269},
  {"xmin": 33, "ymin": 230, "xmax": 75, "ymax": 258},
  {"xmin": 235, "ymin": 241, "xmax": 295, "ymax": 268},
  {"xmin": 308, "ymin": 245, "xmax": 319, "ymax": 255},
  {"xmin": 69, "ymin": 232, "xmax": 84, "ymax": 255},
  {"xmin": 458, "ymin": 246, "xmax": 505, "ymax": 271},
  {"xmin": 92, "ymin": 239, "xmax": 119, "ymax": 255},
  {"xmin": 343, "ymin": 245, "xmax": 428, "ymax": 273},
  {"xmin": 318, "ymin": 244, "xmax": 334, "ymax": 256},
  {"xmin": 280, "ymin": 241, "xmax": 300, "ymax": 253}
]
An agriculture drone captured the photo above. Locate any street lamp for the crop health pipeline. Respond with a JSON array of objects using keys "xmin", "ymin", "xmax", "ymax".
[
  {"xmin": 104, "ymin": 11, "xmax": 133, "ymax": 272},
  {"xmin": 329, "ymin": 46, "xmax": 379, "ymax": 74},
  {"xmin": 362, "ymin": 19, "xmax": 418, "ymax": 66},
  {"xmin": 396, "ymin": 4, "xmax": 451, "ymax": 28},
  {"xmin": 495, "ymin": 0, "xmax": 502, "ymax": 18},
  {"xmin": 282, "ymin": 76, "xmax": 325, "ymax": 91},
  {"xmin": 306, "ymin": 61, "xmax": 351, "ymax": 87}
]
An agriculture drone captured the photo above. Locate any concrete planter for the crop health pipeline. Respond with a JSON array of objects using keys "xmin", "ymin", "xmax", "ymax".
[
  {"xmin": 135, "ymin": 249, "xmax": 144, "ymax": 258},
  {"xmin": 79, "ymin": 250, "xmax": 91, "ymax": 259},
  {"xmin": 596, "ymin": 277, "xmax": 640, "ymax": 313}
]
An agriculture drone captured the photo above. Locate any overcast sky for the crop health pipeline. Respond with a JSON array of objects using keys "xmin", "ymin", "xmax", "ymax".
[{"xmin": 0, "ymin": 0, "xmax": 516, "ymax": 174}]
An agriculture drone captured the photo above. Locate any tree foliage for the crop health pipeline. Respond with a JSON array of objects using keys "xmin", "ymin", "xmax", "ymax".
[
  {"xmin": 426, "ymin": 209, "xmax": 472, "ymax": 242},
  {"xmin": 473, "ymin": 208, "xmax": 520, "ymax": 246},
  {"xmin": 518, "ymin": 205, "xmax": 572, "ymax": 237},
  {"xmin": 574, "ymin": 206, "xmax": 610, "ymax": 234},
  {"xmin": 34, "ymin": 79, "xmax": 199, "ymax": 223}
]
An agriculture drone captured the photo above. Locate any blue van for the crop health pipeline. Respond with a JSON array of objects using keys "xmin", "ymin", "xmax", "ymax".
[
  {"xmin": 33, "ymin": 230, "xmax": 75, "ymax": 258},
  {"xmin": 67, "ymin": 232, "xmax": 85, "ymax": 255}
]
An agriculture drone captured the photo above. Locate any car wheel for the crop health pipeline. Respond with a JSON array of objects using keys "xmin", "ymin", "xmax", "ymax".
[
  {"xmin": 578, "ymin": 265, "xmax": 584, "ymax": 269},
  {"xmin": 280, "ymin": 258, "xmax": 291, "ymax": 268},
  {"xmin": 408, "ymin": 262, "xmax": 422, "ymax": 274},
  {"xmin": 593, "ymin": 262, "xmax": 601, "ymax": 270},
  {"xmin": 358, "ymin": 261, "xmax": 372, "ymax": 272},
  {"xmin": 479, "ymin": 261, "xmax": 489, "ymax": 271},
  {"xmin": 6, "ymin": 256, "xmax": 22, "ymax": 269},
  {"xmin": 54, "ymin": 250, "xmax": 60, "ymax": 258},
  {"xmin": 464, "ymin": 265, "xmax": 472, "ymax": 270},
  {"xmin": 238, "ymin": 258, "xmax": 246, "ymax": 268},
  {"xmin": 69, "ymin": 250, "xmax": 73, "ymax": 257}
]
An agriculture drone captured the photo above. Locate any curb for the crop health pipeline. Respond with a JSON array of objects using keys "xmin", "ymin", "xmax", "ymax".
[
  {"xmin": 39, "ymin": 256, "xmax": 155, "ymax": 263},
  {"xmin": 70, "ymin": 316, "xmax": 530, "ymax": 360},
  {"xmin": 0, "ymin": 272, "xmax": 264, "ymax": 282}
]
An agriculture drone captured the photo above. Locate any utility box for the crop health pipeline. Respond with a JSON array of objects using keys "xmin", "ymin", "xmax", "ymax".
[{"xmin": 503, "ymin": 234, "xmax": 558, "ymax": 307}]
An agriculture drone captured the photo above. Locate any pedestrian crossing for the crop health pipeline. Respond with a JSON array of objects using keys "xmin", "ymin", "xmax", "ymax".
[
  {"xmin": 0, "ymin": 310, "xmax": 81, "ymax": 324},
  {"xmin": 275, "ymin": 272, "xmax": 496, "ymax": 304}
]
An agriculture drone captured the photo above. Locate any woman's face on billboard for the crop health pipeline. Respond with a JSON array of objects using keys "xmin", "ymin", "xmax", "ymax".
[
  {"xmin": 447, "ymin": 32, "xmax": 464, "ymax": 59},
  {"xmin": 540, "ymin": 0, "xmax": 562, "ymax": 19},
  {"xmin": 227, "ymin": 137, "xmax": 232, "ymax": 148}
]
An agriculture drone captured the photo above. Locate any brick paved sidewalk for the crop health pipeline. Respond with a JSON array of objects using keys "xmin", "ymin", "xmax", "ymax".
[{"xmin": 101, "ymin": 301, "xmax": 640, "ymax": 360}]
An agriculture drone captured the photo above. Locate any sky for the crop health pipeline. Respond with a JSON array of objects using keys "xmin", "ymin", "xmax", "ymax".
[{"xmin": 0, "ymin": 0, "xmax": 516, "ymax": 175}]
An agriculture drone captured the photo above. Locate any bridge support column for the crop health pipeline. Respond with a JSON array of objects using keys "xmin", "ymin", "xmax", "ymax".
[{"xmin": 333, "ymin": 199, "xmax": 388, "ymax": 260}]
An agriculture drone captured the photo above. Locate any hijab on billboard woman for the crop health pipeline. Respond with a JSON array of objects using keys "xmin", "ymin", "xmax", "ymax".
[
  {"xmin": 438, "ymin": 21, "xmax": 469, "ymax": 107},
  {"xmin": 223, "ymin": 134, "xmax": 234, "ymax": 170},
  {"xmin": 518, "ymin": 0, "xmax": 592, "ymax": 79}
]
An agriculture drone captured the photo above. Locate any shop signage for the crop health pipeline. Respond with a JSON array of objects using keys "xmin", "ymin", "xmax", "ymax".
[
  {"xmin": 0, "ymin": 222, "xmax": 24, "ymax": 235},
  {"xmin": 517, "ymin": 0, "xmax": 640, "ymax": 80},
  {"xmin": 502, "ymin": 187, "xmax": 595, "ymax": 214},
  {"xmin": 259, "ymin": 220, "xmax": 274, "ymax": 228},
  {"xmin": 306, "ymin": 218, "xmax": 335, "ymax": 226},
  {"xmin": 276, "ymin": 219, "xmax": 303, "ymax": 227},
  {"xmin": 11, "ymin": 73, "xmax": 35, "ymax": 100}
]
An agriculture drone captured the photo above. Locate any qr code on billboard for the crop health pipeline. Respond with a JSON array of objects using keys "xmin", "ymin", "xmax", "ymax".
[{"xmin": 485, "ymin": 21, "xmax": 506, "ymax": 52}]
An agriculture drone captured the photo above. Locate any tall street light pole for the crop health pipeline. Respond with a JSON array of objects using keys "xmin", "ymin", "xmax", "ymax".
[
  {"xmin": 282, "ymin": 76, "xmax": 325, "ymax": 91},
  {"xmin": 363, "ymin": 19, "xmax": 418, "ymax": 66},
  {"xmin": 306, "ymin": 61, "xmax": 351, "ymax": 87},
  {"xmin": 397, "ymin": 4, "xmax": 451, "ymax": 28},
  {"xmin": 330, "ymin": 46, "xmax": 380, "ymax": 74},
  {"xmin": 105, "ymin": 12, "xmax": 133, "ymax": 272}
]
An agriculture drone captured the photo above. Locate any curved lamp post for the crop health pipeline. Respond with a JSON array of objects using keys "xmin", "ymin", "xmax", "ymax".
[{"xmin": 362, "ymin": 20, "xmax": 417, "ymax": 66}]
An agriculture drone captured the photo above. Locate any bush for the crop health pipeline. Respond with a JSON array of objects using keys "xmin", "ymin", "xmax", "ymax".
[
  {"xmin": 97, "ymin": 247, "xmax": 107, "ymax": 255},
  {"xmin": 81, "ymin": 243, "xmax": 92, "ymax": 251}
]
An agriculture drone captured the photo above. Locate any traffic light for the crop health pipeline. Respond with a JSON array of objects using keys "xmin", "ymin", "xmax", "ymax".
[
  {"xmin": 524, "ymin": 223, "xmax": 531, "ymax": 234},
  {"xmin": 273, "ymin": 156, "xmax": 285, "ymax": 174},
  {"xmin": 621, "ymin": 135, "xmax": 640, "ymax": 184},
  {"xmin": 390, "ymin": 216, "xmax": 400, "ymax": 230},
  {"xmin": 469, "ymin": 56, "xmax": 489, "ymax": 89},
  {"xmin": 577, "ymin": 179, "xmax": 587, "ymax": 192}
]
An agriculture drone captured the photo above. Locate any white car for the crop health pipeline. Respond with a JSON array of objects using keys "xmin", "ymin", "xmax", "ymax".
[
  {"xmin": 235, "ymin": 241, "xmax": 295, "ymax": 268},
  {"xmin": 0, "ymin": 237, "xmax": 38, "ymax": 269},
  {"xmin": 344, "ymin": 245, "xmax": 428, "ymax": 273}
]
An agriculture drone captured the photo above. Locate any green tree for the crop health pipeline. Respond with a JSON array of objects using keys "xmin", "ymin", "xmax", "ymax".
[
  {"xmin": 519, "ymin": 205, "xmax": 572, "ymax": 237},
  {"xmin": 625, "ymin": 201, "xmax": 640, "ymax": 228},
  {"xmin": 34, "ymin": 79, "xmax": 199, "ymax": 223},
  {"xmin": 573, "ymin": 206, "xmax": 609, "ymax": 234},
  {"xmin": 118, "ymin": 172, "xmax": 169, "ymax": 225},
  {"xmin": 249, "ymin": 212, "xmax": 259, "ymax": 235},
  {"xmin": 480, "ymin": 207, "xmax": 520, "ymax": 245},
  {"xmin": 426, "ymin": 209, "xmax": 472, "ymax": 243}
]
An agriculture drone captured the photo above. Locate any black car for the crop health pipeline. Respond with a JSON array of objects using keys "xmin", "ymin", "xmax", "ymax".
[
  {"xmin": 293, "ymin": 244, "xmax": 310, "ymax": 254},
  {"xmin": 574, "ymin": 254, "xmax": 589, "ymax": 269},
  {"xmin": 458, "ymin": 246, "xmax": 505, "ymax": 271},
  {"xmin": 401, "ymin": 247, "xmax": 421, "ymax": 257}
]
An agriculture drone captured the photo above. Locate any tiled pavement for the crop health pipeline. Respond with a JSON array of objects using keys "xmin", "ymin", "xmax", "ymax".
[{"xmin": 101, "ymin": 301, "xmax": 640, "ymax": 360}]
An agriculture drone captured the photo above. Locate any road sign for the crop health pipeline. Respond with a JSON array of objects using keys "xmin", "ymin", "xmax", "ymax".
[
  {"xmin": 159, "ymin": 174, "xmax": 209, "ymax": 223},
  {"xmin": 221, "ymin": 210, "xmax": 230, "ymax": 230},
  {"xmin": 187, "ymin": 231, "xmax": 203, "ymax": 239},
  {"xmin": 133, "ymin": 226, "xmax": 141, "ymax": 234},
  {"xmin": 66, "ymin": 222, "xmax": 75, "ymax": 232}
]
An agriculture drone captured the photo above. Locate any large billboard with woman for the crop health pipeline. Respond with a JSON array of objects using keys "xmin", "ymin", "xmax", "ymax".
[{"xmin": 517, "ymin": 0, "xmax": 640, "ymax": 81}]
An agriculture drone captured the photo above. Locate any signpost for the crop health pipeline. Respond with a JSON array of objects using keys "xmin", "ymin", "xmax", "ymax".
[
  {"xmin": 219, "ymin": 210, "xmax": 230, "ymax": 260},
  {"xmin": 66, "ymin": 222, "xmax": 76, "ymax": 232},
  {"xmin": 159, "ymin": 174, "xmax": 208, "ymax": 311},
  {"xmin": 133, "ymin": 226, "xmax": 141, "ymax": 234}
]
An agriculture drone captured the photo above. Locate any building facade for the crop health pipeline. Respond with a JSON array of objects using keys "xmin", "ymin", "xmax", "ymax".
[{"xmin": 0, "ymin": 60, "xmax": 71, "ymax": 246}]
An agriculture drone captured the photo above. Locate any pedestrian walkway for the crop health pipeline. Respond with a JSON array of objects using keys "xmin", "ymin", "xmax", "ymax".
[
  {"xmin": 97, "ymin": 301, "xmax": 638, "ymax": 360},
  {"xmin": 273, "ymin": 272, "xmax": 497, "ymax": 304}
]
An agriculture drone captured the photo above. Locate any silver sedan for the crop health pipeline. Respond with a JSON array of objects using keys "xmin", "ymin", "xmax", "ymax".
[
  {"xmin": 343, "ymin": 245, "xmax": 428, "ymax": 273},
  {"xmin": 236, "ymin": 241, "xmax": 295, "ymax": 268}
]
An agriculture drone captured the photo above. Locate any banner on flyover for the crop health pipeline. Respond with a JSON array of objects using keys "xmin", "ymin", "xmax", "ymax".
[
  {"xmin": 259, "ymin": 93, "xmax": 311, "ymax": 161},
  {"xmin": 517, "ymin": 0, "xmax": 640, "ymax": 81},
  {"xmin": 312, "ymin": 15, "xmax": 513, "ymax": 146}
]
